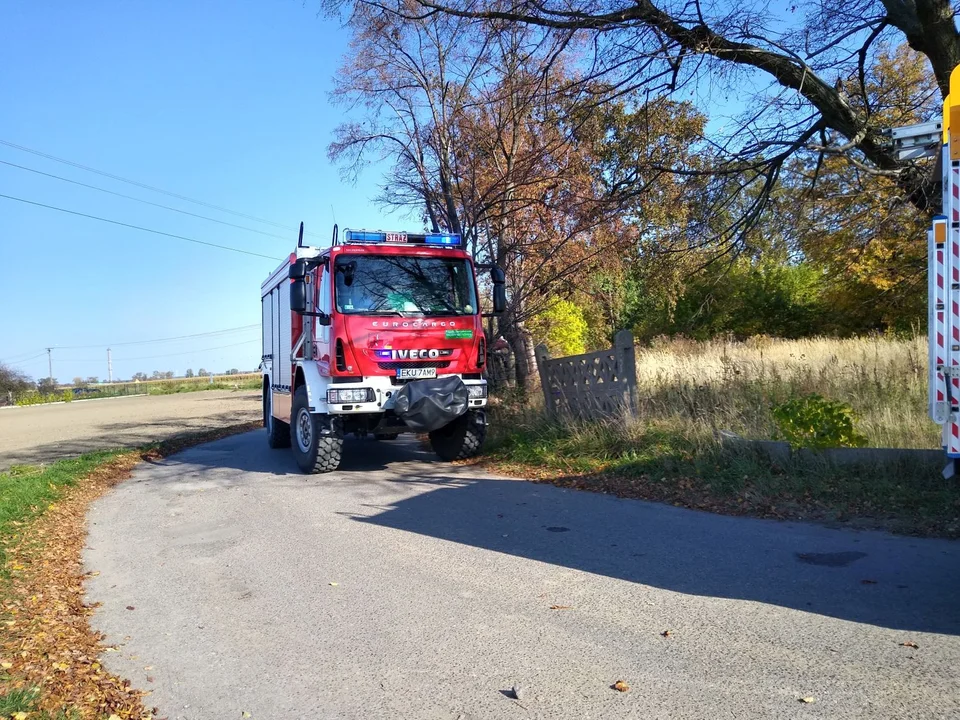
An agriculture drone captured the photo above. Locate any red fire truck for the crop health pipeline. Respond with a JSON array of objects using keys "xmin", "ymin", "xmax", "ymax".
[{"xmin": 261, "ymin": 224, "xmax": 506, "ymax": 473}]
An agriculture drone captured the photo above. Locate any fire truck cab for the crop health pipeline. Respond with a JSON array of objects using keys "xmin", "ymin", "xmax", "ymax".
[{"xmin": 261, "ymin": 225, "xmax": 505, "ymax": 473}]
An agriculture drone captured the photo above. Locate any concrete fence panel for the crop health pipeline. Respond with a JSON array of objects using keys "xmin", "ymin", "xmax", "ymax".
[{"xmin": 535, "ymin": 330, "xmax": 639, "ymax": 420}]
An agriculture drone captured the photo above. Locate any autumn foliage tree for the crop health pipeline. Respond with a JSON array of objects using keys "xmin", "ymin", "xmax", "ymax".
[
  {"xmin": 394, "ymin": 0, "xmax": 956, "ymax": 223},
  {"xmin": 330, "ymin": 6, "xmax": 707, "ymax": 384}
]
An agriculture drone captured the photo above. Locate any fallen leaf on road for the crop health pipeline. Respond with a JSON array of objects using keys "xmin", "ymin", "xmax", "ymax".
[
  {"xmin": 661, "ymin": 630, "xmax": 672, "ymax": 638},
  {"xmin": 329, "ymin": 582, "xmax": 339, "ymax": 587},
  {"xmin": 242, "ymin": 713, "xmax": 251, "ymax": 718},
  {"xmin": 799, "ymin": 697, "xmax": 815, "ymax": 704},
  {"xmin": 549, "ymin": 605, "xmax": 572, "ymax": 610},
  {"xmin": 125, "ymin": 606, "xmax": 135, "ymax": 610},
  {"xmin": 146, "ymin": 676, "xmax": 155, "ymax": 683},
  {"xmin": 900, "ymin": 641, "xmax": 920, "ymax": 649},
  {"xmin": 612, "ymin": 680, "xmax": 630, "ymax": 693}
]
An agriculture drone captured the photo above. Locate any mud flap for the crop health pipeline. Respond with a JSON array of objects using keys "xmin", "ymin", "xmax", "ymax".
[{"xmin": 393, "ymin": 377, "xmax": 469, "ymax": 432}]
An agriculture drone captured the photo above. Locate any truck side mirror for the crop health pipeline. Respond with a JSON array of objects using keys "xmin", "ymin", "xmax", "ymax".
[
  {"xmin": 290, "ymin": 278, "xmax": 307, "ymax": 314},
  {"xmin": 289, "ymin": 259, "xmax": 308, "ymax": 280},
  {"xmin": 491, "ymin": 266, "xmax": 506, "ymax": 314},
  {"xmin": 289, "ymin": 260, "xmax": 308, "ymax": 313}
]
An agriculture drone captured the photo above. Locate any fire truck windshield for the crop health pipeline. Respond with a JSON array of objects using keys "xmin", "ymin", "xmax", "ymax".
[{"xmin": 334, "ymin": 255, "xmax": 478, "ymax": 316}]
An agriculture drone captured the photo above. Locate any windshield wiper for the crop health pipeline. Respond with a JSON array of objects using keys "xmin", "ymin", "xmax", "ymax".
[{"xmin": 345, "ymin": 309, "xmax": 404, "ymax": 317}]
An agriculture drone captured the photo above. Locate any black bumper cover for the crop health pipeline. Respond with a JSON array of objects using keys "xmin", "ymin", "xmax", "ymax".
[{"xmin": 393, "ymin": 376, "xmax": 470, "ymax": 432}]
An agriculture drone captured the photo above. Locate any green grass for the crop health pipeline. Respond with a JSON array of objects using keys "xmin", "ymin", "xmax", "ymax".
[
  {"xmin": 0, "ymin": 686, "xmax": 79, "ymax": 718},
  {"xmin": 0, "ymin": 687, "xmax": 40, "ymax": 714},
  {"xmin": 9, "ymin": 374, "xmax": 261, "ymax": 406},
  {"xmin": 486, "ymin": 404, "xmax": 960, "ymax": 536},
  {"xmin": 145, "ymin": 377, "xmax": 260, "ymax": 395},
  {"xmin": 0, "ymin": 687, "xmax": 79, "ymax": 718},
  {"xmin": 0, "ymin": 452, "xmax": 124, "ymax": 570}
]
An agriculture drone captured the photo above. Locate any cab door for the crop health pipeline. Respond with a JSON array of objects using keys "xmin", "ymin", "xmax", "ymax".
[{"xmin": 315, "ymin": 262, "xmax": 332, "ymax": 374}]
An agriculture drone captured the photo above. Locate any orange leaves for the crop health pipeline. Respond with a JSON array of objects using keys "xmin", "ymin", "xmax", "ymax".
[{"xmin": 0, "ymin": 453, "xmax": 149, "ymax": 719}]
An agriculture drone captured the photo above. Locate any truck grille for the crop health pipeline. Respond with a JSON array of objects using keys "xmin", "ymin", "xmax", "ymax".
[{"xmin": 378, "ymin": 361, "xmax": 451, "ymax": 371}]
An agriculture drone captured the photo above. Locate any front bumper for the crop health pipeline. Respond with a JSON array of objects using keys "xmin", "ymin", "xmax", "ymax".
[{"xmin": 321, "ymin": 374, "xmax": 487, "ymax": 415}]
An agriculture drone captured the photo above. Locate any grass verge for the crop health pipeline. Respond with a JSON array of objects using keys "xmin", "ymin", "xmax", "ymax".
[
  {"xmin": 0, "ymin": 421, "xmax": 260, "ymax": 720},
  {"xmin": 482, "ymin": 405, "xmax": 960, "ymax": 538}
]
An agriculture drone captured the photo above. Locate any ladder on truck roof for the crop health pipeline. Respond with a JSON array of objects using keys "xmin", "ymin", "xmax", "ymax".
[{"xmin": 888, "ymin": 65, "xmax": 960, "ymax": 475}]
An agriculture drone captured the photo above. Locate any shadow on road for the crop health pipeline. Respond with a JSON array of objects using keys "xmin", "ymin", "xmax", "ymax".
[
  {"xmin": 350, "ymin": 469, "xmax": 960, "ymax": 636},
  {"xmin": 129, "ymin": 428, "xmax": 960, "ymax": 636},
  {"xmin": 168, "ymin": 430, "xmax": 442, "ymax": 478}
]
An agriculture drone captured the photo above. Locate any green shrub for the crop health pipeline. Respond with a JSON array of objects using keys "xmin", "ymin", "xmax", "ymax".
[
  {"xmin": 772, "ymin": 393, "xmax": 868, "ymax": 449},
  {"xmin": 528, "ymin": 298, "xmax": 589, "ymax": 357}
]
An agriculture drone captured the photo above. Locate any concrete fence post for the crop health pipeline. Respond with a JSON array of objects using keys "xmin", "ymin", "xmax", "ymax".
[
  {"xmin": 534, "ymin": 343, "xmax": 555, "ymax": 417},
  {"xmin": 614, "ymin": 330, "xmax": 638, "ymax": 415}
]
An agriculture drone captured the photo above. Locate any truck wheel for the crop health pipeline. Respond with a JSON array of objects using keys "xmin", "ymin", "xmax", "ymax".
[
  {"xmin": 429, "ymin": 410, "xmax": 486, "ymax": 461},
  {"xmin": 291, "ymin": 386, "xmax": 342, "ymax": 473},
  {"xmin": 264, "ymin": 383, "xmax": 290, "ymax": 449}
]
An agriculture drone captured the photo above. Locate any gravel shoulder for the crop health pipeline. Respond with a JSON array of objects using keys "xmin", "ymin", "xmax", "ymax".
[
  {"xmin": 0, "ymin": 391, "xmax": 260, "ymax": 470},
  {"xmin": 84, "ymin": 431, "xmax": 960, "ymax": 720}
]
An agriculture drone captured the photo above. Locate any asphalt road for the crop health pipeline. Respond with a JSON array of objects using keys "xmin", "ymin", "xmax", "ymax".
[
  {"xmin": 85, "ymin": 432, "xmax": 960, "ymax": 720},
  {"xmin": 0, "ymin": 391, "xmax": 259, "ymax": 470}
]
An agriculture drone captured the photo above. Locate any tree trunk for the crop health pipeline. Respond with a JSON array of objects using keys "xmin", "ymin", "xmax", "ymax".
[{"xmin": 506, "ymin": 325, "xmax": 539, "ymax": 393}]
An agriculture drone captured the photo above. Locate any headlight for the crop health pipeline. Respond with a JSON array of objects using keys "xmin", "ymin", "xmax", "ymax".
[
  {"xmin": 466, "ymin": 384, "xmax": 488, "ymax": 399},
  {"xmin": 327, "ymin": 388, "xmax": 375, "ymax": 404}
]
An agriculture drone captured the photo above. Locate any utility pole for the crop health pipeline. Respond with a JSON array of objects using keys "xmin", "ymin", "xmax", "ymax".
[
  {"xmin": 107, "ymin": 348, "xmax": 113, "ymax": 383},
  {"xmin": 45, "ymin": 347, "xmax": 53, "ymax": 381}
]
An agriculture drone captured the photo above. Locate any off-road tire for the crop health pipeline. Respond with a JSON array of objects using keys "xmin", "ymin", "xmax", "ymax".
[
  {"xmin": 264, "ymin": 382, "xmax": 290, "ymax": 449},
  {"xmin": 291, "ymin": 386, "xmax": 342, "ymax": 473},
  {"xmin": 374, "ymin": 433, "xmax": 400, "ymax": 441},
  {"xmin": 429, "ymin": 410, "xmax": 486, "ymax": 461}
]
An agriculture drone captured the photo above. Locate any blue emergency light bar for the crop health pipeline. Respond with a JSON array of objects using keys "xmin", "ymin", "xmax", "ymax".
[
  {"xmin": 342, "ymin": 229, "xmax": 463, "ymax": 247},
  {"xmin": 345, "ymin": 231, "xmax": 388, "ymax": 243},
  {"xmin": 424, "ymin": 233, "xmax": 459, "ymax": 246}
]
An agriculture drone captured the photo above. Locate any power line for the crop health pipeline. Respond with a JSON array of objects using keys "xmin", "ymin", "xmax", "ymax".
[
  {"xmin": 0, "ymin": 160, "xmax": 292, "ymax": 242},
  {"xmin": 56, "ymin": 324, "xmax": 261, "ymax": 350},
  {"xmin": 1, "ymin": 348, "xmax": 46, "ymax": 362},
  {"xmin": 0, "ymin": 193, "xmax": 283, "ymax": 260},
  {"xmin": 1, "ymin": 351, "xmax": 47, "ymax": 365},
  {"xmin": 3, "ymin": 325, "xmax": 261, "ymax": 365},
  {"xmin": 113, "ymin": 338, "xmax": 260, "ymax": 362},
  {"xmin": 0, "ymin": 138, "xmax": 323, "ymax": 238}
]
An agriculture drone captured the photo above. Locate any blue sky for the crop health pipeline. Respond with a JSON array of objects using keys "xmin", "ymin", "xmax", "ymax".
[{"xmin": 0, "ymin": 1, "xmax": 397, "ymax": 382}]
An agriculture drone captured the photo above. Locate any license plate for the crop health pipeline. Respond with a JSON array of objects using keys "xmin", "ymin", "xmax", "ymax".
[
  {"xmin": 385, "ymin": 232, "xmax": 407, "ymax": 243},
  {"xmin": 397, "ymin": 367, "xmax": 437, "ymax": 380}
]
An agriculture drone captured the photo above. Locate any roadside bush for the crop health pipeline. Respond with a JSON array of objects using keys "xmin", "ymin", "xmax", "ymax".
[
  {"xmin": 528, "ymin": 298, "xmax": 589, "ymax": 357},
  {"xmin": 14, "ymin": 391, "xmax": 74, "ymax": 407},
  {"xmin": 772, "ymin": 393, "xmax": 867, "ymax": 449}
]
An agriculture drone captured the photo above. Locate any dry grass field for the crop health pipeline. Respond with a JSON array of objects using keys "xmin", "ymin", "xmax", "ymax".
[{"xmin": 634, "ymin": 334, "xmax": 934, "ymax": 448}]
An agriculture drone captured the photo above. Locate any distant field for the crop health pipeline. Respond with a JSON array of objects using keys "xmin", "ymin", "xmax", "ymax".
[
  {"xmin": 6, "ymin": 373, "xmax": 261, "ymax": 407},
  {"xmin": 0, "ymin": 390, "xmax": 260, "ymax": 470}
]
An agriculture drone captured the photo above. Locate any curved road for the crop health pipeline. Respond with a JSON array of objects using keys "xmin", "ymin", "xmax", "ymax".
[
  {"xmin": 85, "ymin": 431, "xmax": 960, "ymax": 719},
  {"xmin": 0, "ymin": 391, "xmax": 259, "ymax": 470}
]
